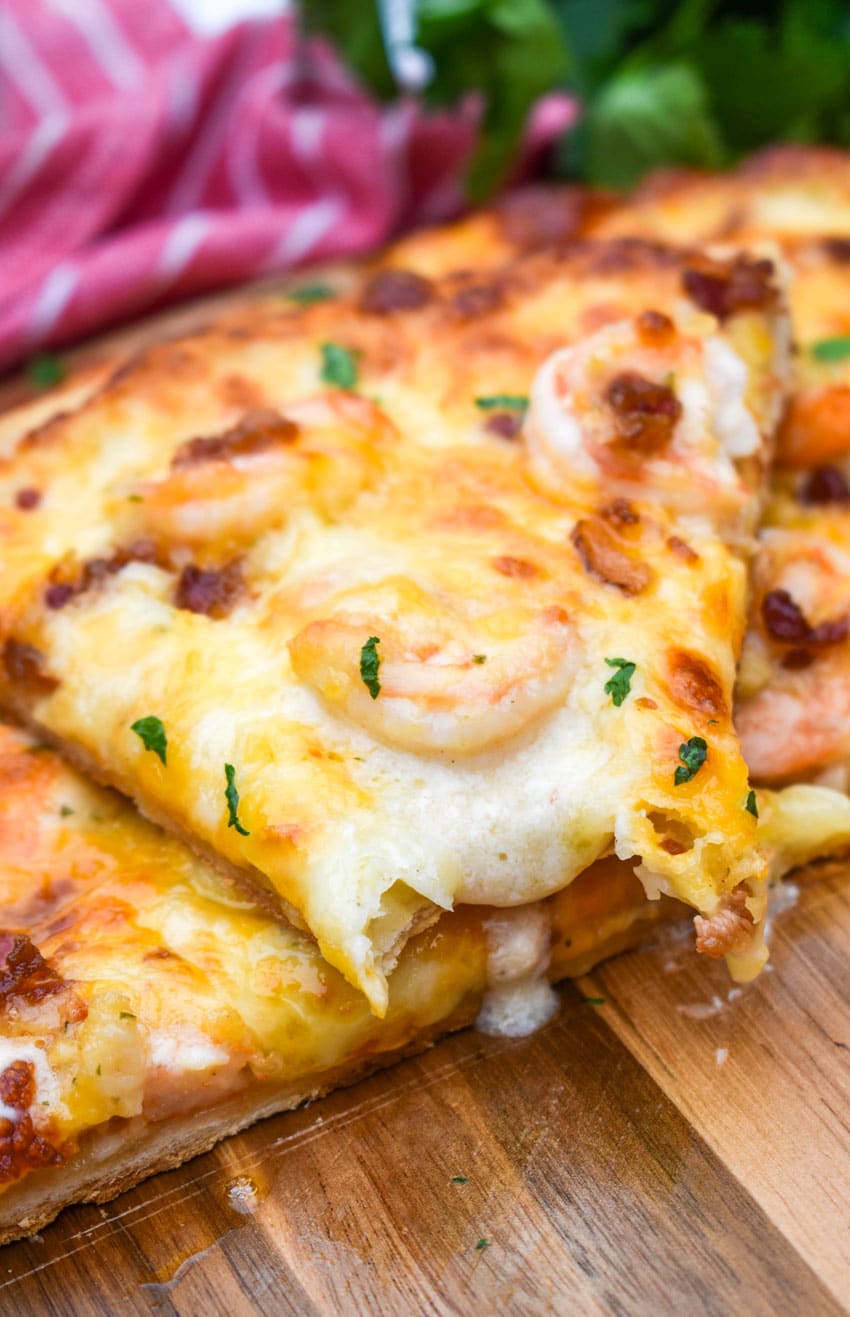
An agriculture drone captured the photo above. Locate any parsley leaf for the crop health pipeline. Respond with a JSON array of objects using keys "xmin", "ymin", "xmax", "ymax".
[
  {"xmin": 27, "ymin": 353, "xmax": 66, "ymax": 389},
  {"xmin": 360, "ymin": 636, "xmax": 381, "ymax": 699},
  {"xmin": 745, "ymin": 789, "xmax": 759, "ymax": 819},
  {"xmin": 224, "ymin": 763, "xmax": 250, "ymax": 836},
  {"xmin": 581, "ymin": 995, "xmax": 606, "ymax": 1006},
  {"xmin": 131, "ymin": 715, "xmax": 168, "ymax": 766},
  {"xmin": 603, "ymin": 657, "xmax": 636, "ymax": 707},
  {"xmin": 475, "ymin": 1238, "xmax": 490, "ymax": 1251},
  {"xmin": 472, "ymin": 654, "xmax": 487, "ymax": 665},
  {"xmin": 674, "ymin": 736, "xmax": 708, "ymax": 786},
  {"xmin": 288, "ymin": 282, "xmax": 335, "ymax": 305},
  {"xmin": 119, "ymin": 1011, "xmax": 136, "ymax": 1021},
  {"xmin": 451, "ymin": 1175, "xmax": 468, "ymax": 1184},
  {"xmin": 475, "ymin": 394, "xmax": 528, "ymax": 412},
  {"xmin": 811, "ymin": 336, "xmax": 850, "ymax": 363},
  {"xmin": 59, "ymin": 805, "xmax": 74, "ymax": 818},
  {"xmin": 320, "ymin": 342, "xmax": 358, "ymax": 390}
]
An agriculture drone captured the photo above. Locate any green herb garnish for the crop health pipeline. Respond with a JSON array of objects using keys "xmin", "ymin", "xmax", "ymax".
[
  {"xmin": 581, "ymin": 996, "xmax": 606, "ymax": 1006},
  {"xmin": 674, "ymin": 736, "xmax": 708, "ymax": 786},
  {"xmin": 119, "ymin": 1011, "xmax": 136, "ymax": 1021},
  {"xmin": 745, "ymin": 789, "xmax": 759, "ymax": 819},
  {"xmin": 472, "ymin": 654, "xmax": 487, "ymax": 665},
  {"xmin": 224, "ymin": 763, "xmax": 250, "ymax": 836},
  {"xmin": 288, "ymin": 282, "xmax": 335, "ymax": 305},
  {"xmin": 27, "ymin": 353, "xmax": 66, "ymax": 389},
  {"xmin": 59, "ymin": 805, "xmax": 74, "ymax": 818},
  {"xmin": 360, "ymin": 636, "xmax": 381, "ymax": 699},
  {"xmin": 603, "ymin": 657, "xmax": 636, "ymax": 707},
  {"xmin": 475, "ymin": 394, "xmax": 528, "ymax": 412},
  {"xmin": 811, "ymin": 336, "xmax": 850, "ymax": 363},
  {"xmin": 131, "ymin": 715, "xmax": 167, "ymax": 766},
  {"xmin": 320, "ymin": 342, "xmax": 358, "ymax": 390},
  {"xmin": 451, "ymin": 1175, "xmax": 468, "ymax": 1184},
  {"xmin": 475, "ymin": 1238, "xmax": 490, "ymax": 1251}
]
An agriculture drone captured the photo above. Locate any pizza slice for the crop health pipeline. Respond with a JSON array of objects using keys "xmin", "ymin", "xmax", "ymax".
[
  {"xmin": 0, "ymin": 720, "xmax": 846, "ymax": 1245},
  {"xmin": 0, "ymin": 241, "xmax": 789, "ymax": 1011}
]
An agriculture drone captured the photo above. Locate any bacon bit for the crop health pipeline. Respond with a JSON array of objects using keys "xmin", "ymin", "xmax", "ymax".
[
  {"xmin": 762, "ymin": 588, "xmax": 849, "ymax": 647},
  {"xmin": 0, "ymin": 933, "xmax": 68, "ymax": 1008},
  {"xmin": 14, "ymin": 488, "xmax": 41, "ymax": 511},
  {"xmin": 492, "ymin": 555, "xmax": 540, "ymax": 580},
  {"xmin": 0, "ymin": 1061, "xmax": 63, "ymax": 1186},
  {"xmin": 782, "ymin": 648, "xmax": 814, "ymax": 670},
  {"xmin": 667, "ymin": 650, "xmax": 727, "ymax": 717},
  {"xmin": 683, "ymin": 254, "xmax": 777, "ymax": 321},
  {"xmin": 496, "ymin": 186, "xmax": 585, "ymax": 249},
  {"xmin": 661, "ymin": 837, "xmax": 688, "ymax": 855},
  {"xmin": 44, "ymin": 541, "xmax": 160, "ymax": 610},
  {"xmin": 799, "ymin": 465, "xmax": 849, "ymax": 505},
  {"xmin": 636, "ymin": 309, "xmax": 675, "ymax": 344},
  {"xmin": 174, "ymin": 560, "xmax": 245, "ymax": 618},
  {"xmin": 484, "ymin": 411, "xmax": 523, "ymax": 440},
  {"xmin": 1, "ymin": 640, "xmax": 58, "ymax": 696},
  {"xmin": 359, "ymin": 269, "xmax": 433, "ymax": 315},
  {"xmin": 601, "ymin": 497, "xmax": 640, "ymax": 528},
  {"xmin": 45, "ymin": 583, "xmax": 75, "ymax": 610},
  {"xmin": 450, "ymin": 283, "xmax": 503, "ymax": 320},
  {"xmin": 667, "ymin": 535, "xmax": 700, "ymax": 564},
  {"xmin": 823, "ymin": 238, "xmax": 850, "ymax": 264},
  {"xmin": 694, "ymin": 886, "xmax": 754, "ymax": 958},
  {"xmin": 172, "ymin": 410, "xmax": 298, "ymax": 469},
  {"xmin": 605, "ymin": 371, "xmax": 682, "ymax": 453},
  {"xmin": 571, "ymin": 518, "xmax": 653, "ymax": 596}
]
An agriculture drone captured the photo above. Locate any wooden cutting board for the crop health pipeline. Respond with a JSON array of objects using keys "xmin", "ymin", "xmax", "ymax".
[{"xmin": 1, "ymin": 294, "xmax": 849, "ymax": 1315}]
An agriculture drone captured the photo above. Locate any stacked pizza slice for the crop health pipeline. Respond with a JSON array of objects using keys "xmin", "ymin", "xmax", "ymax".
[{"xmin": 2, "ymin": 148, "xmax": 850, "ymax": 1242}]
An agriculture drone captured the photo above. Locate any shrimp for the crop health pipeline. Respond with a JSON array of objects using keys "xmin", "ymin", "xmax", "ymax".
[
  {"xmin": 737, "ymin": 529, "xmax": 850, "ymax": 781},
  {"xmin": 124, "ymin": 394, "xmax": 395, "ymax": 551},
  {"xmin": 525, "ymin": 309, "xmax": 765, "ymax": 530},
  {"xmin": 288, "ymin": 577, "xmax": 578, "ymax": 756},
  {"xmin": 778, "ymin": 385, "xmax": 850, "ymax": 468}
]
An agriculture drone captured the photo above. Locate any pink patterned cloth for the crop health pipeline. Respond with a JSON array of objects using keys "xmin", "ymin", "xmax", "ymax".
[{"xmin": 0, "ymin": 0, "xmax": 574, "ymax": 371}]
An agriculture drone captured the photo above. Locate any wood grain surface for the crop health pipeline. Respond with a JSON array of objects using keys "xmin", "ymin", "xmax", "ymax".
[{"xmin": 1, "ymin": 290, "xmax": 849, "ymax": 1315}]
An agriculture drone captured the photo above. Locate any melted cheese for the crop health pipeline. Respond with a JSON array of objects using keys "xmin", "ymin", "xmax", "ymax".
[{"xmin": 0, "ymin": 242, "xmax": 788, "ymax": 1012}]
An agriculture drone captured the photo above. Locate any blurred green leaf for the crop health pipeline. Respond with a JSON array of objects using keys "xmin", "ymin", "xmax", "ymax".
[
  {"xmin": 301, "ymin": 0, "xmax": 396, "ymax": 98},
  {"xmin": 582, "ymin": 62, "xmax": 722, "ymax": 188}
]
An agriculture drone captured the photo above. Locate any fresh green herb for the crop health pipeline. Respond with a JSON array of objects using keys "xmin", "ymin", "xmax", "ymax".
[
  {"xmin": 131, "ymin": 715, "xmax": 168, "ymax": 766},
  {"xmin": 811, "ymin": 336, "xmax": 850, "ymax": 363},
  {"xmin": 472, "ymin": 654, "xmax": 487, "ymax": 665},
  {"xmin": 674, "ymin": 736, "xmax": 708, "ymax": 786},
  {"xmin": 475, "ymin": 1238, "xmax": 490, "ymax": 1251},
  {"xmin": 96, "ymin": 1064, "xmax": 102, "ymax": 1076},
  {"xmin": 451, "ymin": 1175, "xmax": 469, "ymax": 1184},
  {"xmin": 475, "ymin": 394, "xmax": 529, "ymax": 412},
  {"xmin": 119, "ymin": 1011, "xmax": 136, "ymax": 1021},
  {"xmin": 27, "ymin": 353, "xmax": 66, "ymax": 389},
  {"xmin": 320, "ymin": 342, "xmax": 359, "ymax": 390},
  {"xmin": 360, "ymin": 636, "xmax": 381, "ymax": 699},
  {"xmin": 288, "ymin": 282, "xmax": 336, "ymax": 305},
  {"xmin": 745, "ymin": 789, "xmax": 759, "ymax": 819},
  {"xmin": 127, "ymin": 493, "xmax": 144, "ymax": 503},
  {"xmin": 603, "ymin": 657, "xmax": 636, "ymax": 707},
  {"xmin": 224, "ymin": 763, "xmax": 250, "ymax": 836},
  {"xmin": 59, "ymin": 805, "xmax": 74, "ymax": 818},
  {"xmin": 581, "ymin": 995, "xmax": 606, "ymax": 1006}
]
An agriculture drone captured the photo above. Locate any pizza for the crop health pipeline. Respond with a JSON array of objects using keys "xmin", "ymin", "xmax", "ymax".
[
  {"xmin": 0, "ymin": 240, "xmax": 790, "ymax": 1014},
  {"xmin": 0, "ymin": 716, "xmax": 847, "ymax": 1244}
]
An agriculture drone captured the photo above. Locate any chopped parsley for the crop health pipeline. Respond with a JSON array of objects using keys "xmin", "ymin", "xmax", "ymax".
[
  {"xmin": 224, "ymin": 763, "xmax": 250, "ymax": 836},
  {"xmin": 320, "ymin": 341, "xmax": 359, "ymax": 390},
  {"xmin": 59, "ymin": 804, "xmax": 74, "ymax": 818},
  {"xmin": 475, "ymin": 394, "xmax": 528, "ymax": 412},
  {"xmin": 581, "ymin": 995, "xmax": 606, "ymax": 1006},
  {"xmin": 472, "ymin": 654, "xmax": 487, "ymax": 665},
  {"xmin": 811, "ymin": 336, "xmax": 850, "ymax": 363},
  {"xmin": 451, "ymin": 1175, "xmax": 468, "ymax": 1184},
  {"xmin": 27, "ymin": 352, "xmax": 66, "ymax": 389},
  {"xmin": 360, "ymin": 636, "xmax": 381, "ymax": 699},
  {"xmin": 131, "ymin": 715, "xmax": 168, "ymax": 766},
  {"xmin": 674, "ymin": 736, "xmax": 708, "ymax": 786},
  {"xmin": 475, "ymin": 1238, "xmax": 490, "ymax": 1251},
  {"xmin": 288, "ymin": 282, "xmax": 335, "ymax": 305},
  {"xmin": 126, "ymin": 493, "xmax": 144, "ymax": 503},
  {"xmin": 96, "ymin": 1064, "xmax": 102, "ymax": 1076},
  {"xmin": 119, "ymin": 1011, "xmax": 136, "ymax": 1021},
  {"xmin": 745, "ymin": 789, "xmax": 759, "ymax": 819},
  {"xmin": 603, "ymin": 657, "xmax": 636, "ymax": 707}
]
